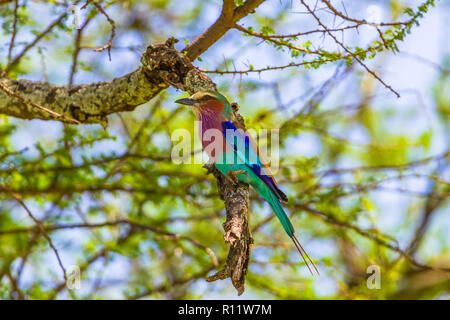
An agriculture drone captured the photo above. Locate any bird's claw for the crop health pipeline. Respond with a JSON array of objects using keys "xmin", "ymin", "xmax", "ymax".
[{"xmin": 225, "ymin": 170, "xmax": 245, "ymax": 186}]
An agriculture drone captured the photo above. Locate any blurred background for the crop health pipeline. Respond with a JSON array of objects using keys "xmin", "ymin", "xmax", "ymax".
[{"xmin": 0, "ymin": 0, "xmax": 448, "ymax": 299}]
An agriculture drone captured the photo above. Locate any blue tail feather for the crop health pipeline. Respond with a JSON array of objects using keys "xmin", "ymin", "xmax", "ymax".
[{"xmin": 266, "ymin": 189, "xmax": 295, "ymax": 238}]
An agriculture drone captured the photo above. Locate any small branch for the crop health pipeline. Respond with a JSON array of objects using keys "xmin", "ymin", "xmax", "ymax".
[
  {"xmin": 234, "ymin": 24, "xmax": 321, "ymax": 55},
  {"xmin": 321, "ymin": 0, "xmax": 416, "ymax": 27},
  {"xmin": 12, "ymin": 195, "xmax": 68, "ymax": 283},
  {"xmin": 297, "ymin": 203, "xmax": 450, "ymax": 272},
  {"xmin": 5, "ymin": 0, "xmax": 82, "ymax": 74},
  {"xmin": 401, "ymin": 51, "xmax": 450, "ymax": 75},
  {"xmin": 314, "ymin": 151, "xmax": 449, "ymax": 176},
  {"xmin": 69, "ymin": 15, "xmax": 92, "ymax": 85},
  {"xmin": 7, "ymin": 0, "xmax": 19, "ymax": 65},
  {"xmin": 130, "ymin": 265, "xmax": 218, "ymax": 300},
  {"xmin": 405, "ymin": 168, "xmax": 446, "ymax": 256},
  {"xmin": 201, "ymin": 58, "xmax": 340, "ymax": 74},
  {"xmin": 91, "ymin": 2, "xmax": 116, "ymax": 60},
  {"xmin": 301, "ymin": 0, "xmax": 400, "ymax": 98},
  {"xmin": 0, "ymin": 219, "xmax": 220, "ymax": 268}
]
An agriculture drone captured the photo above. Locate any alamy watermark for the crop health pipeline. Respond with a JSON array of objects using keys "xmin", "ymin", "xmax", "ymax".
[
  {"xmin": 66, "ymin": 265, "xmax": 81, "ymax": 290},
  {"xmin": 366, "ymin": 265, "xmax": 381, "ymax": 289},
  {"xmin": 170, "ymin": 121, "xmax": 281, "ymax": 174},
  {"xmin": 67, "ymin": 5, "xmax": 83, "ymax": 30}
]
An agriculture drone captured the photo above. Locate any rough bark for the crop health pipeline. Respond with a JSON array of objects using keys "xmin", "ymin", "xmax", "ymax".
[
  {"xmin": 0, "ymin": 38, "xmax": 209, "ymax": 126},
  {"xmin": 0, "ymin": 68, "xmax": 161, "ymax": 126},
  {"xmin": 205, "ymin": 164, "xmax": 252, "ymax": 296},
  {"xmin": 0, "ymin": 39, "xmax": 184, "ymax": 126}
]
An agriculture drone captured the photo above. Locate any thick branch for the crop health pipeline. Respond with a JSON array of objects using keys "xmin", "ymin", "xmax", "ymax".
[
  {"xmin": 0, "ymin": 39, "xmax": 191, "ymax": 125},
  {"xmin": 0, "ymin": 69, "xmax": 162, "ymax": 126}
]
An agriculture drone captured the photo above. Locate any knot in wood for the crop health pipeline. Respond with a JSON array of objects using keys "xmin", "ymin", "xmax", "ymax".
[{"xmin": 141, "ymin": 38, "xmax": 193, "ymax": 90}]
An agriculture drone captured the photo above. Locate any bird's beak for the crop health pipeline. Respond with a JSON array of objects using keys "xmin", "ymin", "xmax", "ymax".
[{"xmin": 175, "ymin": 98, "xmax": 196, "ymax": 106}]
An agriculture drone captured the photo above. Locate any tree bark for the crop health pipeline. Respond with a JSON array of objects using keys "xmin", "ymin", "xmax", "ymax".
[
  {"xmin": 0, "ymin": 68, "xmax": 161, "ymax": 126},
  {"xmin": 203, "ymin": 104, "xmax": 252, "ymax": 296}
]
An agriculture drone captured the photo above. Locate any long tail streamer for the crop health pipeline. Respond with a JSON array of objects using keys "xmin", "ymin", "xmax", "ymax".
[{"xmin": 291, "ymin": 234, "xmax": 320, "ymax": 276}]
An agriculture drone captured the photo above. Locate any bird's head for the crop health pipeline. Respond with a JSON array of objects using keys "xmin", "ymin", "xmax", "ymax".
[{"xmin": 175, "ymin": 91, "xmax": 232, "ymax": 118}]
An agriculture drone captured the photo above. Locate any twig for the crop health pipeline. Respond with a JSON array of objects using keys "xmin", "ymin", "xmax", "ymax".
[
  {"xmin": 11, "ymin": 195, "xmax": 68, "ymax": 282},
  {"xmin": 0, "ymin": 219, "xmax": 219, "ymax": 269},
  {"xmin": 201, "ymin": 57, "xmax": 343, "ymax": 74},
  {"xmin": 296, "ymin": 204, "xmax": 450, "ymax": 272},
  {"xmin": 69, "ymin": 16, "xmax": 92, "ymax": 84},
  {"xmin": 91, "ymin": 2, "xmax": 116, "ymax": 60},
  {"xmin": 300, "ymin": 0, "xmax": 400, "ymax": 98},
  {"xmin": 315, "ymin": 151, "xmax": 449, "ymax": 176},
  {"xmin": 184, "ymin": 0, "xmax": 266, "ymax": 60},
  {"xmin": 6, "ymin": 0, "xmax": 82, "ymax": 73},
  {"xmin": 7, "ymin": 0, "xmax": 19, "ymax": 65}
]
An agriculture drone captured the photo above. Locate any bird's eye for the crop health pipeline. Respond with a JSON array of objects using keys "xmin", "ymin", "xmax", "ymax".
[{"xmin": 200, "ymin": 95, "xmax": 214, "ymax": 101}]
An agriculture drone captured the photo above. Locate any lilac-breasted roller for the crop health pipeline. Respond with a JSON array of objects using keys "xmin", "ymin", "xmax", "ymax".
[{"xmin": 175, "ymin": 91, "xmax": 319, "ymax": 276}]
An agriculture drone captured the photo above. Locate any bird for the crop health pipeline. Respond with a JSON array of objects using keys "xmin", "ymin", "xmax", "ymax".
[{"xmin": 175, "ymin": 91, "xmax": 319, "ymax": 276}]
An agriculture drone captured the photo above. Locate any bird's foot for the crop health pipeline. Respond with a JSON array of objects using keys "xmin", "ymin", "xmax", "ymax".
[
  {"xmin": 225, "ymin": 170, "xmax": 245, "ymax": 186},
  {"xmin": 203, "ymin": 160, "xmax": 216, "ymax": 175}
]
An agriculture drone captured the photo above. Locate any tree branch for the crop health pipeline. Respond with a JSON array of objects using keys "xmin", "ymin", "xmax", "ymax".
[
  {"xmin": 184, "ymin": 0, "xmax": 265, "ymax": 61},
  {"xmin": 0, "ymin": 67, "xmax": 161, "ymax": 126},
  {"xmin": 12, "ymin": 195, "xmax": 68, "ymax": 283},
  {"xmin": 0, "ymin": 39, "xmax": 186, "ymax": 126}
]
